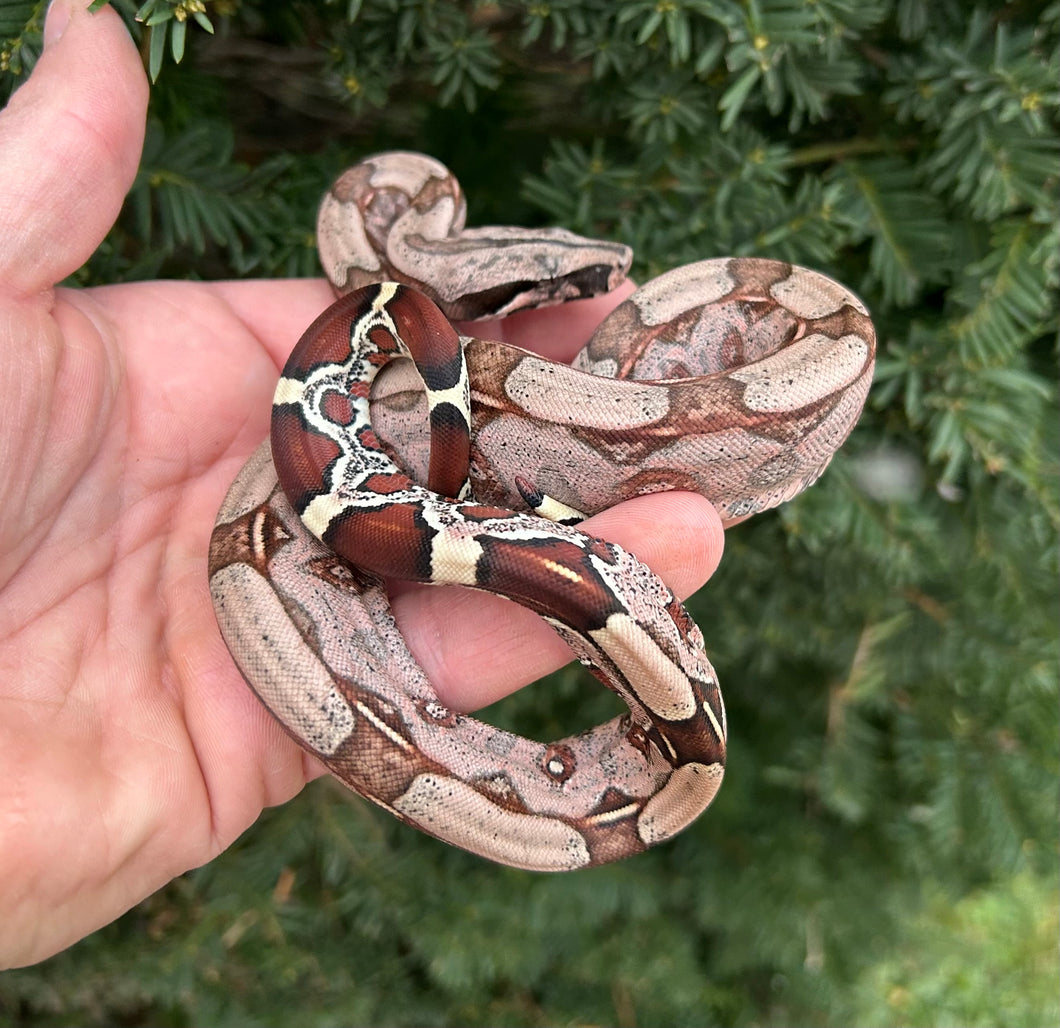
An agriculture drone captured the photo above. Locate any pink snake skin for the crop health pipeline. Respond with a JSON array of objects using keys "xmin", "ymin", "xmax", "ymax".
[{"xmin": 208, "ymin": 152, "xmax": 876, "ymax": 870}]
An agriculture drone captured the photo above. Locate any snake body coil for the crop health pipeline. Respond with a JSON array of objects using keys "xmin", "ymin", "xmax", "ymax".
[{"xmin": 209, "ymin": 152, "xmax": 875, "ymax": 870}]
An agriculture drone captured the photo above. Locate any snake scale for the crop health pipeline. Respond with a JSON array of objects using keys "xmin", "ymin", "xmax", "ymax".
[{"xmin": 208, "ymin": 151, "xmax": 876, "ymax": 870}]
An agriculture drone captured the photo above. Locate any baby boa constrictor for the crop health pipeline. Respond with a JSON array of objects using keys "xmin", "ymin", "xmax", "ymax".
[{"xmin": 208, "ymin": 151, "xmax": 876, "ymax": 871}]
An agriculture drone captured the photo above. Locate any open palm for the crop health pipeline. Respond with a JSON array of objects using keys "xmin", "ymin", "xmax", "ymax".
[{"xmin": 0, "ymin": 1, "xmax": 723, "ymax": 968}]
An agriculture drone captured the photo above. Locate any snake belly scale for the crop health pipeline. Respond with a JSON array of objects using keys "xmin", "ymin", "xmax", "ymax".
[{"xmin": 208, "ymin": 151, "xmax": 876, "ymax": 870}]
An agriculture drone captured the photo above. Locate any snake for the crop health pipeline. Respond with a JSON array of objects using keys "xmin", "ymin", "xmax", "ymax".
[{"xmin": 208, "ymin": 151, "xmax": 876, "ymax": 871}]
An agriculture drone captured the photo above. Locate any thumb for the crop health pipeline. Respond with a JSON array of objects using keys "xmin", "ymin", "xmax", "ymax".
[{"xmin": 0, "ymin": 0, "xmax": 148, "ymax": 297}]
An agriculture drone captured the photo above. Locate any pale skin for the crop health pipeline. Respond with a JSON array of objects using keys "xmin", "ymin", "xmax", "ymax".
[{"xmin": 0, "ymin": 0, "xmax": 724, "ymax": 968}]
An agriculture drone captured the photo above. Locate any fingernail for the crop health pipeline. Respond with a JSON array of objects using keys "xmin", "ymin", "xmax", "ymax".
[{"xmin": 44, "ymin": 0, "xmax": 71, "ymax": 48}]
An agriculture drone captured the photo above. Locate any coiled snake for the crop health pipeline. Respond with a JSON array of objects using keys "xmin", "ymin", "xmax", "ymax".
[{"xmin": 208, "ymin": 152, "xmax": 876, "ymax": 870}]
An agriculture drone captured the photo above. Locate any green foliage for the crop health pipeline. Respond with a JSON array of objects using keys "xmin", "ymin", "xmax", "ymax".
[
  {"xmin": 86, "ymin": 0, "xmax": 217, "ymax": 81},
  {"xmin": 0, "ymin": 0, "xmax": 44, "ymax": 79},
  {"xmin": 1, "ymin": 0, "xmax": 1058, "ymax": 1025},
  {"xmin": 845, "ymin": 873, "xmax": 1060, "ymax": 1027}
]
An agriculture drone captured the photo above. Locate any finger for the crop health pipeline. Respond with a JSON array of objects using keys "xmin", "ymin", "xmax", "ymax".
[
  {"xmin": 207, "ymin": 278, "xmax": 337, "ymax": 369},
  {"xmin": 392, "ymin": 490, "xmax": 724, "ymax": 712},
  {"xmin": 0, "ymin": 0, "xmax": 148, "ymax": 297}
]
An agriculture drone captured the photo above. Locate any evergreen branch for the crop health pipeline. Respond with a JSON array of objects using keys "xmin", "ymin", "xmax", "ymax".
[
  {"xmin": 718, "ymin": 0, "xmax": 865, "ymax": 129},
  {"xmin": 885, "ymin": 7, "xmax": 1060, "ymax": 219},
  {"xmin": 787, "ymin": 137, "xmax": 894, "ymax": 166},
  {"xmin": 87, "ymin": 0, "xmax": 217, "ymax": 81},
  {"xmin": 521, "ymin": 139, "xmax": 636, "ymax": 234},
  {"xmin": 950, "ymin": 219, "xmax": 1059, "ymax": 366},
  {"xmin": 0, "ymin": 0, "xmax": 43, "ymax": 88},
  {"xmin": 425, "ymin": 18, "xmax": 500, "ymax": 110},
  {"xmin": 621, "ymin": 69, "xmax": 712, "ymax": 145},
  {"xmin": 923, "ymin": 366, "xmax": 1053, "ymax": 484},
  {"xmin": 0, "ymin": 0, "xmax": 38, "ymax": 39},
  {"xmin": 838, "ymin": 156, "xmax": 951, "ymax": 308},
  {"xmin": 928, "ymin": 119, "xmax": 1059, "ymax": 221},
  {"xmin": 614, "ymin": 0, "xmax": 726, "ymax": 66},
  {"xmin": 126, "ymin": 120, "xmax": 284, "ymax": 273}
]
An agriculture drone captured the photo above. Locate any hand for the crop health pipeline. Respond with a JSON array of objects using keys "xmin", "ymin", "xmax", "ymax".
[{"xmin": 0, "ymin": 0, "xmax": 725, "ymax": 968}]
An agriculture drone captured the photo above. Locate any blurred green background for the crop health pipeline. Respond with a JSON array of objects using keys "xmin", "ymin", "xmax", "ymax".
[{"xmin": 1, "ymin": 1, "xmax": 1057, "ymax": 1025}]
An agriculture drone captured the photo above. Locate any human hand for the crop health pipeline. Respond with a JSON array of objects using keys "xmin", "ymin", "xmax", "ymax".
[{"xmin": 0, "ymin": 0, "xmax": 724, "ymax": 968}]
